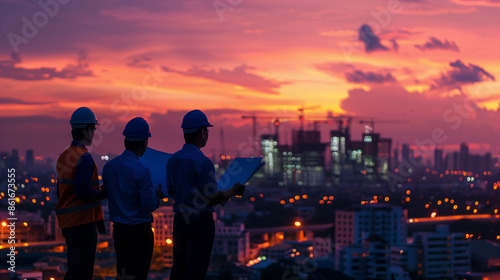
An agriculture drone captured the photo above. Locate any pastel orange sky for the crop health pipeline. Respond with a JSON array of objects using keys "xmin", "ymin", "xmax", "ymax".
[{"xmin": 1, "ymin": 0, "xmax": 499, "ymax": 159}]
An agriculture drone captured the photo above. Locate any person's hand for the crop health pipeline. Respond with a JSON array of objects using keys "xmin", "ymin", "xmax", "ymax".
[
  {"xmin": 94, "ymin": 184, "xmax": 107, "ymax": 200},
  {"xmin": 232, "ymin": 182, "xmax": 246, "ymax": 196}
]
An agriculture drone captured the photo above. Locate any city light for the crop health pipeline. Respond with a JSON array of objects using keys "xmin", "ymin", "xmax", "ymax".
[
  {"xmin": 166, "ymin": 239, "xmax": 172, "ymax": 245},
  {"xmin": 431, "ymin": 212, "xmax": 437, "ymax": 218},
  {"xmin": 294, "ymin": 221, "xmax": 301, "ymax": 227}
]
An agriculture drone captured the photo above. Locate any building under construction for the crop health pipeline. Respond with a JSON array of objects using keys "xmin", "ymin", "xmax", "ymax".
[{"xmin": 260, "ymin": 117, "xmax": 393, "ymax": 187}]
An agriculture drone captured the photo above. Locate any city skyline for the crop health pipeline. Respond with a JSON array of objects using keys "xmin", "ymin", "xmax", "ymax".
[{"xmin": 1, "ymin": 0, "xmax": 500, "ymax": 158}]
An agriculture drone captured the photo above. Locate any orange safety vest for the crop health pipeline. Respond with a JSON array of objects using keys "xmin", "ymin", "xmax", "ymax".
[{"xmin": 55, "ymin": 145, "xmax": 104, "ymax": 228}]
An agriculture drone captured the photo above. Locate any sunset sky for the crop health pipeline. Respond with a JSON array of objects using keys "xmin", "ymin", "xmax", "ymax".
[{"xmin": 1, "ymin": 0, "xmax": 499, "ymax": 160}]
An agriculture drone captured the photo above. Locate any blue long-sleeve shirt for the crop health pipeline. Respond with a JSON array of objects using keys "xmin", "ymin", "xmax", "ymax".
[
  {"xmin": 103, "ymin": 150, "xmax": 157, "ymax": 224},
  {"xmin": 166, "ymin": 144, "xmax": 218, "ymax": 213},
  {"xmin": 72, "ymin": 141, "xmax": 97, "ymax": 201}
]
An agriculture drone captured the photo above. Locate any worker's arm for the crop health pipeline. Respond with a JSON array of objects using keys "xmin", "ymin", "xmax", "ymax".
[
  {"xmin": 166, "ymin": 160, "xmax": 174, "ymax": 196},
  {"xmin": 207, "ymin": 182, "xmax": 246, "ymax": 206},
  {"xmin": 138, "ymin": 168, "xmax": 159, "ymax": 212},
  {"xmin": 74, "ymin": 153, "xmax": 97, "ymax": 201}
]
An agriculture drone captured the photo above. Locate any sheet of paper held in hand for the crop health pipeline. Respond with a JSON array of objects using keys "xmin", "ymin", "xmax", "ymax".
[
  {"xmin": 139, "ymin": 147, "xmax": 172, "ymax": 196},
  {"xmin": 217, "ymin": 157, "xmax": 265, "ymax": 206}
]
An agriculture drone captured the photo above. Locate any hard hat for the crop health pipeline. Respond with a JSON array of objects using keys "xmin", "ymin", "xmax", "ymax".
[
  {"xmin": 181, "ymin": 110, "xmax": 213, "ymax": 133},
  {"xmin": 70, "ymin": 107, "xmax": 100, "ymax": 128},
  {"xmin": 123, "ymin": 117, "xmax": 152, "ymax": 141}
]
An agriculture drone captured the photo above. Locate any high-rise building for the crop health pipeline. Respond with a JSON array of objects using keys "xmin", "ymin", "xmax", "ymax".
[
  {"xmin": 26, "ymin": 149, "xmax": 34, "ymax": 171},
  {"xmin": 291, "ymin": 130, "xmax": 326, "ymax": 187},
  {"xmin": 279, "ymin": 145, "xmax": 302, "ymax": 187},
  {"xmin": 336, "ymin": 235, "xmax": 391, "ymax": 280},
  {"xmin": 152, "ymin": 206, "xmax": 174, "ymax": 267},
  {"xmin": 362, "ymin": 133, "xmax": 380, "ymax": 181},
  {"xmin": 401, "ymin": 144, "xmax": 410, "ymax": 165},
  {"xmin": 434, "ymin": 148, "xmax": 443, "ymax": 171},
  {"xmin": 0, "ymin": 152, "xmax": 8, "ymax": 169},
  {"xmin": 330, "ymin": 129, "xmax": 349, "ymax": 185},
  {"xmin": 260, "ymin": 134, "xmax": 280, "ymax": 179},
  {"xmin": 11, "ymin": 149, "xmax": 19, "ymax": 170},
  {"xmin": 213, "ymin": 221, "xmax": 250, "ymax": 264},
  {"xmin": 377, "ymin": 138, "xmax": 392, "ymax": 181},
  {"xmin": 460, "ymin": 143, "xmax": 469, "ymax": 171},
  {"xmin": 335, "ymin": 204, "xmax": 407, "ymax": 248},
  {"xmin": 393, "ymin": 147, "xmax": 399, "ymax": 171},
  {"xmin": 408, "ymin": 225, "xmax": 470, "ymax": 278}
]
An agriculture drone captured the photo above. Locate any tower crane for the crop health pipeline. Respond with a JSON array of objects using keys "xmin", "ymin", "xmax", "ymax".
[
  {"xmin": 241, "ymin": 115, "xmax": 289, "ymax": 157},
  {"xmin": 298, "ymin": 105, "xmax": 320, "ymax": 131},
  {"xmin": 359, "ymin": 119, "xmax": 409, "ymax": 133}
]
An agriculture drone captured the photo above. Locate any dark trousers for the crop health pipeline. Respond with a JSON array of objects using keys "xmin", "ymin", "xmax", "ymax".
[
  {"xmin": 170, "ymin": 212, "xmax": 215, "ymax": 280},
  {"xmin": 113, "ymin": 222, "xmax": 154, "ymax": 280},
  {"xmin": 62, "ymin": 222, "xmax": 98, "ymax": 280}
]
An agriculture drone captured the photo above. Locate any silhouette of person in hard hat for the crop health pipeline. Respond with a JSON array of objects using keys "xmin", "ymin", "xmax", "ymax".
[
  {"xmin": 167, "ymin": 110, "xmax": 245, "ymax": 280},
  {"xmin": 103, "ymin": 117, "xmax": 163, "ymax": 280},
  {"xmin": 56, "ymin": 107, "xmax": 107, "ymax": 280}
]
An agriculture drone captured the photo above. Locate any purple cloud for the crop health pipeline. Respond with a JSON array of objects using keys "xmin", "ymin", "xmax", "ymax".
[
  {"xmin": 358, "ymin": 24, "xmax": 389, "ymax": 53},
  {"xmin": 345, "ymin": 70, "xmax": 397, "ymax": 84},
  {"xmin": 0, "ymin": 98, "xmax": 55, "ymax": 105},
  {"xmin": 162, "ymin": 64, "xmax": 291, "ymax": 94},
  {"xmin": 126, "ymin": 57, "xmax": 152, "ymax": 68},
  {"xmin": 415, "ymin": 37, "xmax": 460, "ymax": 52},
  {"xmin": 432, "ymin": 59, "xmax": 495, "ymax": 89},
  {"xmin": 0, "ymin": 51, "xmax": 93, "ymax": 81}
]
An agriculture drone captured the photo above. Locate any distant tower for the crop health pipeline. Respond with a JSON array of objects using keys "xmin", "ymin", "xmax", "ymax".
[
  {"xmin": 11, "ymin": 149, "xmax": 19, "ymax": 170},
  {"xmin": 292, "ymin": 130, "xmax": 326, "ymax": 187},
  {"xmin": 434, "ymin": 147, "xmax": 443, "ymax": 171},
  {"xmin": 260, "ymin": 134, "xmax": 280, "ymax": 179},
  {"xmin": 401, "ymin": 144, "xmax": 410, "ymax": 164},
  {"xmin": 377, "ymin": 138, "xmax": 392, "ymax": 180},
  {"xmin": 459, "ymin": 143, "xmax": 469, "ymax": 171},
  {"xmin": 393, "ymin": 147, "xmax": 399, "ymax": 170},
  {"xmin": 26, "ymin": 149, "xmax": 34, "ymax": 171}
]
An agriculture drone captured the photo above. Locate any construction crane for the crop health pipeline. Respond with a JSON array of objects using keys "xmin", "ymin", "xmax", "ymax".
[
  {"xmin": 359, "ymin": 119, "xmax": 409, "ymax": 133},
  {"xmin": 298, "ymin": 105, "xmax": 320, "ymax": 131},
  {"xmin": 241, "ymin": 115, "xmax": 259, "ymax": 157},
  {"xmin": 241, "ymin": 115, "xmax": 283, "ymax": 157}
]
